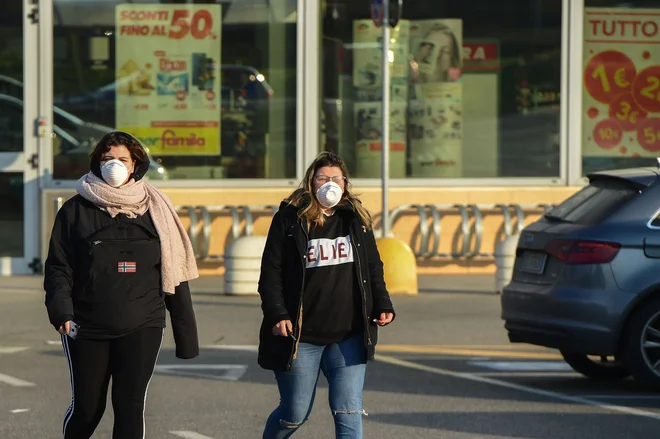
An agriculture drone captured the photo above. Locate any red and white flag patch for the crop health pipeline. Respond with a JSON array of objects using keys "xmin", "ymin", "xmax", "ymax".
[{"xmin": 118, "ymin": 261, "xmax": 136, "ymax": 273}]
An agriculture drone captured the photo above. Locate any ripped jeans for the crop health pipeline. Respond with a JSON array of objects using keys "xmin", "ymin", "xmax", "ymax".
[{"xmin": 262, "ymin": 332, "xmax": 367, "ymax": 439}]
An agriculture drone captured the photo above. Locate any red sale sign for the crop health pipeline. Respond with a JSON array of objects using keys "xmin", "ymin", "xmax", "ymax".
[
  {"xmin": 583, "ymin": 8, "xmax": 660, "ymax": 157},
  {"xmin": 115, "ymin": 4, "xmax": 222, "ymax": 156},
  {"xmin": 117, "ymin": 8, "xmax": 217, "ymax": 40}
]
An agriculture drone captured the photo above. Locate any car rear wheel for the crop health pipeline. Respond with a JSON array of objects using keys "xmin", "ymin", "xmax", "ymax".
[
  {"xmin": 622, "ymin": 298, "xmax": 660, "ymax": 389},
  {"xmin": 560, "ymin": 351, "xmax": 630, "ymax": 380}
]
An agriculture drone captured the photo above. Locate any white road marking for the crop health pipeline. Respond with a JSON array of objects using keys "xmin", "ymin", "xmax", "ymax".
[
  {"xmin": 155, "ymin": 364, "xmax": 248, "ymax": 381},
  {"xmin": 0, "ymin": 373, "xmax": 36, "ymax": 387},
  {"xmin": 0, "ymin": 347, "xmax": 29, "ymax": 354},
  {"xmin": 46, "ymin": 340, "xmax": 61, "ymax": 346},
  {"xmin": 470, "ymin": 372, "xmax": 579, "ymax": 377},
  {"xmin": 376, "ymin": 354, "xmax": 660, "ymax": 421},
  {"xmin": 10, "ymin": 409, "xmax": 30, "ymax": 413},
  {"xmin": 201, "ymin": 344, "xmax": 257, "ymax": 352},
  {"xmin": 469, "ymin": 361, "xmax": 573, "ymax": 372},
  {"xmin": 170, "ymin": 431, "xmax": 216, "ymax": 439}
]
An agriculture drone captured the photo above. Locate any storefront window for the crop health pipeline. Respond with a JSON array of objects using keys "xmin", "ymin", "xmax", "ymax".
[
  {"xmin": 50, "ymin": 0, "xmax": 297, "ymax": 180},
  {"xmin": 0, "ymin": 0, "xmax": 25, "ymax": 257},
  {"xmin": 582, "ymin": 0, "xmax": 660, "ymax": 175},
  {"xmin": 321, "ymin": 0, "xmax": 562, "ymax": 179},
  {"xmin": 0, "ymin": 0, "xmax": 23, "ymax": 153}
]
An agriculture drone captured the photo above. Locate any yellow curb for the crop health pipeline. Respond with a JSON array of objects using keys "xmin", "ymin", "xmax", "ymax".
[{"xmin": 377, "ymin": 344, "xmax": 562, "ymax": 360}]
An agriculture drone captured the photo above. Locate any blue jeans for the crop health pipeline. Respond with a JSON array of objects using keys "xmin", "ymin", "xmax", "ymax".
[{"xmin": 262, "ymin": 332, "xmax": 367, "ymax": 439}]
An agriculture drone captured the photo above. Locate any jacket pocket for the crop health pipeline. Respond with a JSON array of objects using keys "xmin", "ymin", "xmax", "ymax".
[{"xmin": 85, "ymin": 238, "xmax": 161, "ymax": 302}]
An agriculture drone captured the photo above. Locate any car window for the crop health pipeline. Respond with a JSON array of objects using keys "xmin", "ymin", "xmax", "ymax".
[
  {"xmin": 649, "ymin": 211, "xmax": 660, "ymax": 228},
  {"xmin": 545, "ymin": 178, "xmax": 638, "ymax": 225}
]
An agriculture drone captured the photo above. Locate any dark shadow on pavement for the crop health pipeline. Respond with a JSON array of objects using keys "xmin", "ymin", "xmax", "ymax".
[
  {"xmin": 39, "ymin": 347, "xmax": 660, "ymax": 411},
  {"xmin": 366, "ymin": 411, "xmax": 655, "ymax": 438}
]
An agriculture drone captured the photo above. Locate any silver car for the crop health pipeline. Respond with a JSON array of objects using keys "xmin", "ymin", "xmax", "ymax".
[{"xmin": 501, "ymin": 166, "xmax": 660, "ymax": 387}]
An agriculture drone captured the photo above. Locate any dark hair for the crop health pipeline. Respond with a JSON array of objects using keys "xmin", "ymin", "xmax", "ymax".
[
  {"xmin": 285, "ymin": 151, "xmax": 372, "ymax": 228},
  {"xmin": 90, "ymin": 131, "xmax": 147, "ymax": 164}
]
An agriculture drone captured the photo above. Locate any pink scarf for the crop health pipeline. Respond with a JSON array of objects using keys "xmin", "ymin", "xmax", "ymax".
[{"xmin": 76, "ymin": 172, "xmax": 199, "ymax": 294}]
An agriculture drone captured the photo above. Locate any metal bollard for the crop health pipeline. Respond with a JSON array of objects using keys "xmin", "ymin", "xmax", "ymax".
[{"xmin": 494, "ymin": 234, "xmax": 520, "ymax": 293}]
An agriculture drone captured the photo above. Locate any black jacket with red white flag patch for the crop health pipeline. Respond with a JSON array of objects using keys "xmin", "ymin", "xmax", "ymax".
[
  {"xmin": 44, "ymin": 135, "xmax": 198, "ymax": 359},
  {"xmin": 44, "ymin": 194, "xmax": 199, "ymax": 359}
]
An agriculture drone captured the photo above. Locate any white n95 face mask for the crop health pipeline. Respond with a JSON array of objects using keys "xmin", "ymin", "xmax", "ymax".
[
  {"xmin": 101, "ymin": 159, "xmax": 129, "ymax": 187},
  {"xmin": 316, "ymin": 181, "xmax": 343, "ymax": 208}
]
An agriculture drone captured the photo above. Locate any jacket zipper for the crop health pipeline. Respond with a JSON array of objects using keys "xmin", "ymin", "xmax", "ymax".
[
  {"xmin": 288, "ymin": 218, "xmax": 309, "ymax": 369},
  {"xmin": 92, "ymin": 239, "xmax": 154, "ymax": 245},
  {"xmin": 350, "ymin": 220, "xmax": 372, "ymax": 346},
  {"xmin": 90, "ymin": 239, "xmax": 154, "ymax": 252}
]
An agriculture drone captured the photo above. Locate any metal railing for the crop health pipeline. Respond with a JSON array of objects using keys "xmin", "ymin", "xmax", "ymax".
[
  {"xmin": 53, "ymin": 199, "xmax": 554, "ymax": 262},
  {"xmin": 388, "ymin": 204, "xmax": 554, "ymax": 259},
  {"xmin": 175, "ymin": 203, "xmax": 554, "ymax": 262},
  {"xmin": 174, "ymin": 205, "xmax": 279, "ymax": 260}
]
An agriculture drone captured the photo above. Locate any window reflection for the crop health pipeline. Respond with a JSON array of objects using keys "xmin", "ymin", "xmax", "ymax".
[
  {"xmin": 47, "ymin": 0, "xmax": 297, "ymax": 180},
  {"xmin": 322, "ymin": 0, "xmax": 562, "ymax": 179}
]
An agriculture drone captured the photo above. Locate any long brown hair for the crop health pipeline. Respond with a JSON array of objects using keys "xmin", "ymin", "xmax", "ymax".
[{"xmin": 285, "ymin": 152, "xmax": 372, "ymax": 229}]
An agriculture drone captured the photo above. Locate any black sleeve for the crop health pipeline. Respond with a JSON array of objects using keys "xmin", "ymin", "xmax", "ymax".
[
  {"xmin": 365, "ymin": 229, "xmax": 396, "ymax": 323},
  {"xmin": 44, "ymin": 205, "xmax": 76, "ymax": 329},
  {"xmin": 165, "ymin": 281, "xmax": 199, "ymax": 359},
  {"xmin": 257, "ymin": 211, "xmax": 291, "ymax": 327}
]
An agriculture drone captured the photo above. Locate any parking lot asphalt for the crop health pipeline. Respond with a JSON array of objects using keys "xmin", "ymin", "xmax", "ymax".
[{"xmin": 1, "ymin": 275, "xmax": 659, "ymax": 438}]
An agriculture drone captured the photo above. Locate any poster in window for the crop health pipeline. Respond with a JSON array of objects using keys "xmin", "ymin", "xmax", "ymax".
[
  {"xmin": 354, "ymin": 101, "xmax": 407, "ymax": 178},
  {"xmin": 409, "ymin": 82, "xmax": 463, "ymax": 177},
  {"xmin": 410, "ymin": 19, "xmax": 463, "ymax": 85},
  {"xmin": 352, "ymin": 19, "xmax": 410, "ymax": 90},
  {"xmin": 583, "ymin": 8, "xmax": 660, "ymax": 157},
  {"xmin": 409, "ymin": 19, "xmax": 463, "ymax": 177},
  {"xmin": 115, "ymin": 4, "xmax": 222, "ymax": 156}
]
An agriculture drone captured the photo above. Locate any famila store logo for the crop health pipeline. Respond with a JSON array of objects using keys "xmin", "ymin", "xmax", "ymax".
[{"xmin": 140, "ymin": 130, "xmax": 207, "ymax": 150}]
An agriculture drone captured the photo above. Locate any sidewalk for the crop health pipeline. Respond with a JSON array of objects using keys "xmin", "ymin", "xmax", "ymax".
[{"xmin": 0, "ymin": 273, "xmax": 497, "ymax": 295}]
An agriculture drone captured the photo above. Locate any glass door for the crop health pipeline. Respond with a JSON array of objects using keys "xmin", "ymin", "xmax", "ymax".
[{"xmin": 0, "ymin": 0, "xmax": 41, "ymax": 274}]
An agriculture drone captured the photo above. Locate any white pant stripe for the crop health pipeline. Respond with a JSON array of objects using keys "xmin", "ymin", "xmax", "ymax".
[{"xmin": 61, "ymin": 335, "xmax": 75, "ymax": 438}]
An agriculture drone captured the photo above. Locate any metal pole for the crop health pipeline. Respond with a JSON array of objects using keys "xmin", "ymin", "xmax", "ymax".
[{"xmin": 381, "ymin": 0, "xmax": 391, "ymax": 238}]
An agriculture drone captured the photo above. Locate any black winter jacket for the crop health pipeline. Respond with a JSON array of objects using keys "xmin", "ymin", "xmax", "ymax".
[
  {"xmin": 43, "ymin": 133, "xmax": 199, "ymax": 359},
  {"xmin": 257, "ymin": 199, "xmax": 395, "ymax": 371}
]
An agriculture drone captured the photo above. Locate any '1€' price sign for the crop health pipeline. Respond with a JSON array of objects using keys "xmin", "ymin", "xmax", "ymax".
[
  {"xmin": 118, "ymin": 8, "xmax": 217, "ymax": 40},
  {"xmin": 584, "ymin": 50, "xmax": 637, "ymax": 104}
]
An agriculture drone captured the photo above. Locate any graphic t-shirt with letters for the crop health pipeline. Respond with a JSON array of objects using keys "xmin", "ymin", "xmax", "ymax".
[{"xmin": 301, "ymin": 212, "xmax": 363, "ymax": 345}]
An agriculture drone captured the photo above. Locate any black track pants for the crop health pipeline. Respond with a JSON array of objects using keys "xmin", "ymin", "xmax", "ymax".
[{"xmin": 60, "ymin": 327, "xmax": 163, "ymax": 439}]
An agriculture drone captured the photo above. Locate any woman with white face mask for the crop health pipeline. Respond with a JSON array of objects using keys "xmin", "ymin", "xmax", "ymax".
[
  {"xmin": 257, "ymin": 151, "xmax": 395, "ymax": 439},
  {"xmin": 43, "ymin": 131, "xmax": 200, "ymax": 439}
]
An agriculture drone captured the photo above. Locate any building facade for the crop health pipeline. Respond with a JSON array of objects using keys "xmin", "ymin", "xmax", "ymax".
[{"xmin": 0, "ymin": 0, "xmax": 656, "ymax": 275}]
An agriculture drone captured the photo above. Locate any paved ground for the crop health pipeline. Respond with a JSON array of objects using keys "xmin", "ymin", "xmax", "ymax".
[{"xmin": 1, "ymin": 275, "xmax": 660, "ymax": 438}]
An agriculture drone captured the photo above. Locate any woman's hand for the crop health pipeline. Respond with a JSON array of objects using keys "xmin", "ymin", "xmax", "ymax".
[
  {"xmin": 373, "ymin": 312, "xmax": 394, "ymax": 326},
  {"xmin": 58, "ymin": 320, "xmax": 71, "ymax": 336},
  {"xmin": 272, "ymin": 320, "xmax": 293, "ymax": 337}
]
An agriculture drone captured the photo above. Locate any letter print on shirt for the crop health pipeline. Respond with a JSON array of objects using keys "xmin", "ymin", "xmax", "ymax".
[{"xmin": 306, "ymin": 235, "xmax": 354, "ymax": 268}]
